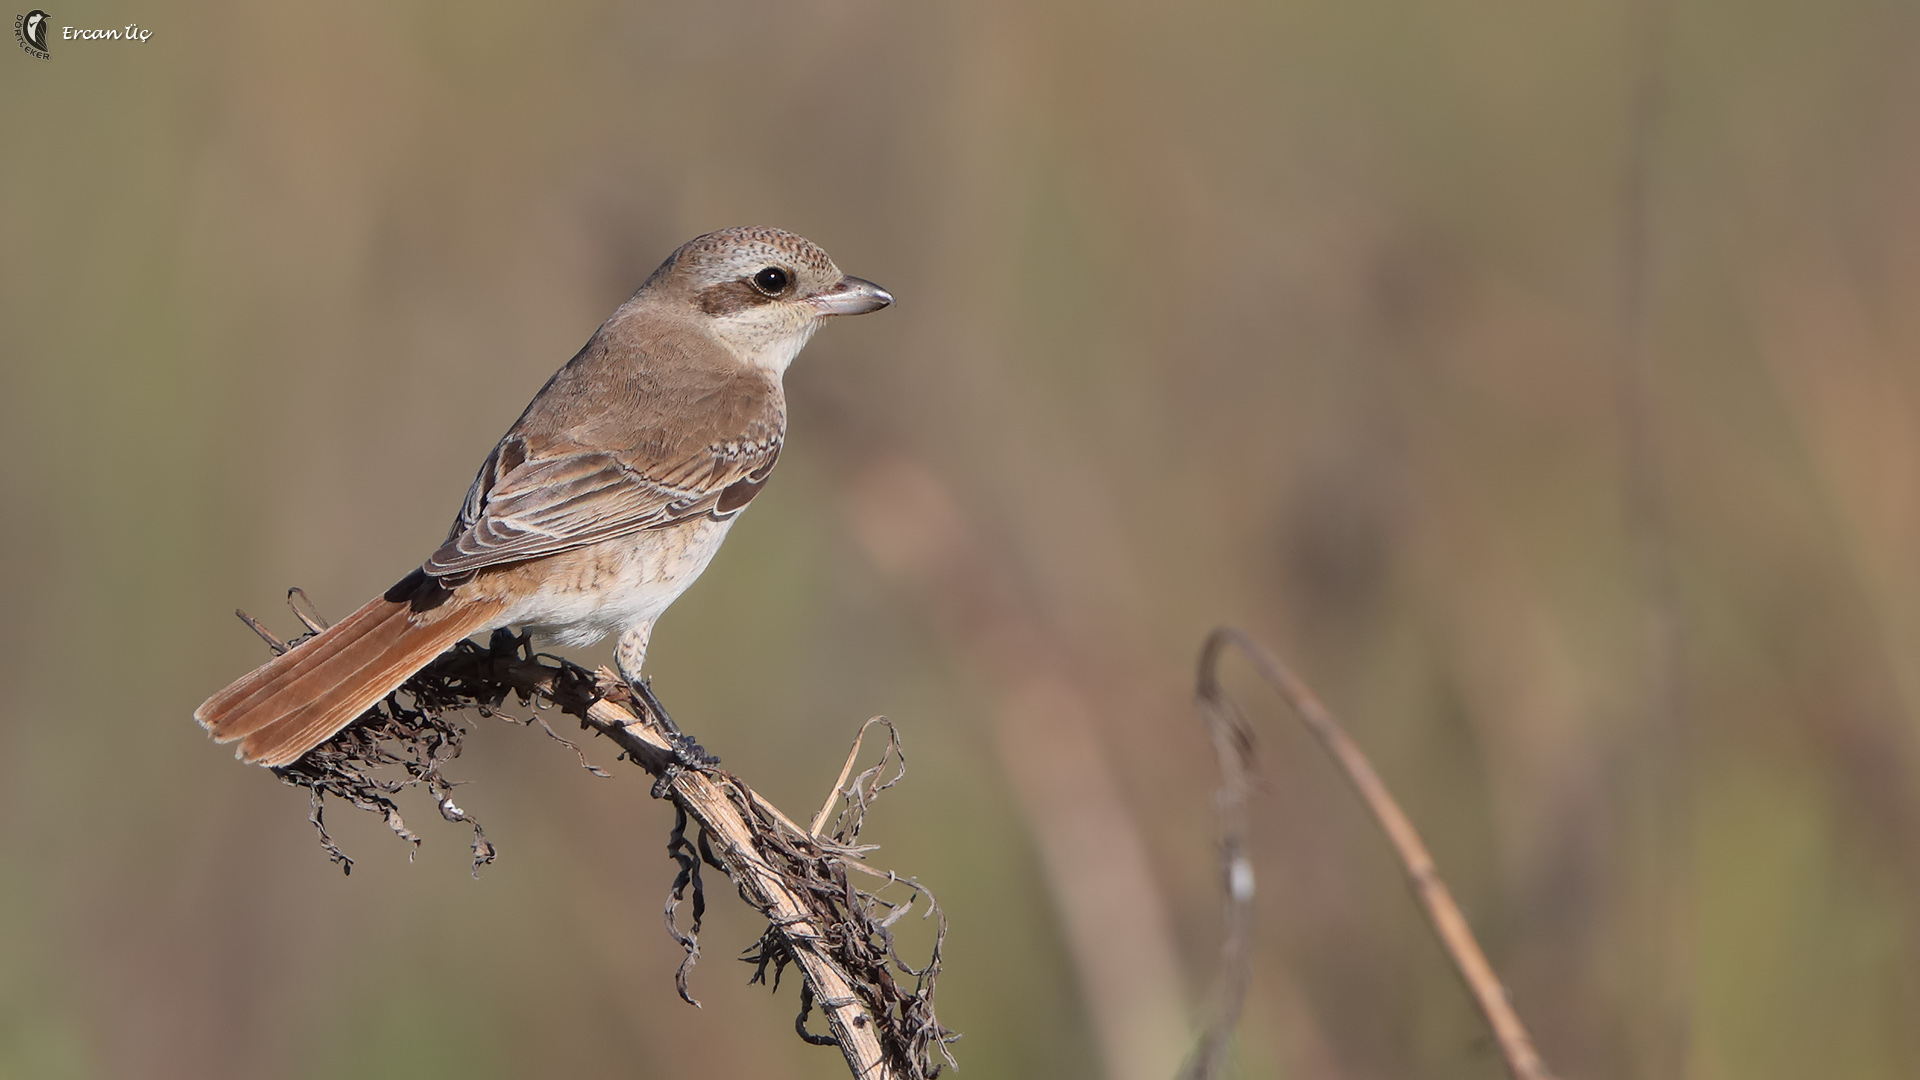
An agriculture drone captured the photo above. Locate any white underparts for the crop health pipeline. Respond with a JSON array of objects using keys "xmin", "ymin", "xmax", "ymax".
[{"xmin": 507, "ymin": 514, "xmax": 739, "ymax": 663}]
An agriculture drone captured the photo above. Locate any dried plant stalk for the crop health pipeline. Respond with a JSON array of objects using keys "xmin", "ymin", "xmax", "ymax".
[
  {"xmin": 575, "ymin": 692, "xmax": 956, "ymax": 1078},
  {"xmin": 242, "ymin": 607, "xmax": 955, "ymax": 1079},
  {"xmin": 1185, "ymin": 627, "xmax": 1557, "ymax": 1080}
]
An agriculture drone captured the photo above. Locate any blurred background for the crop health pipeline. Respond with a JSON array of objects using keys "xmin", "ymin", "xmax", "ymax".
[{"xmin": 4, "ymin": 0, "xmax": 1919, "ymax": 1077}]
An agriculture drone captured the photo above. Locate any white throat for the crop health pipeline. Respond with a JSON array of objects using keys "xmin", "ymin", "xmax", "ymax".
[{"xmin": 713, "ymin": 312, "xmax": 822, "ymax": 376}]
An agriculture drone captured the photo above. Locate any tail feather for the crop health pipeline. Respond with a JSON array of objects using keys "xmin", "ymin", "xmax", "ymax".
[
  {"xmin": 196, "ymin": 588, "xmax": 502, "ymax": 768},
  {"xmin": 198, "ymin": 597, "xmax": 408, "ymax": 731}
]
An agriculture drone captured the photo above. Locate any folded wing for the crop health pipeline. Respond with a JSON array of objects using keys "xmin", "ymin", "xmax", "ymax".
[{"xmin": 424, "ymin": 434, "xmax": 782, "ymax": 579}]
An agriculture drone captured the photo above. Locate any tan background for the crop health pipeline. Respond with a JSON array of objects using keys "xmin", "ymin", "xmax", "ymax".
[{"xmin": 4, "ymin": 1, "xmax": 1920, "ymax": 1077}]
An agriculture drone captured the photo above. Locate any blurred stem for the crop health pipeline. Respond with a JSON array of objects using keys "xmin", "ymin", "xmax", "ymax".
[
  {"xmin": 845, "ymin": 456, "xmax": 1197, "ymax": 1080},
  {"xmin": 1186, "ymin": 628, "xmax": 1558, "ymax": 1080},
  {"xmin": 1614, "ymin": 0, "xmax": 1693, "ymax": 1072}
]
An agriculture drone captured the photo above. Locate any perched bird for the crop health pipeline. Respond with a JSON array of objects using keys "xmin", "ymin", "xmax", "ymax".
[
  {"xmin": 22, "ymin": 10, "xmax": 47, "ymax": 52},
  {"xmin": 196, "ymin": 227, "xmax": 892, "ymax": 767}
]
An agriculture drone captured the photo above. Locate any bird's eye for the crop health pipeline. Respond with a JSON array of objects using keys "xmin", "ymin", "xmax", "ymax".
[{"xmin": 752, "ymin": 266, "xmax": 791, "ymax": 296}]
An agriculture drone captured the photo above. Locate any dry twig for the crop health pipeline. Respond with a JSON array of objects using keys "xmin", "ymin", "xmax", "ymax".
[
  {"xmin": 1183, "ymin": 627, "xmax": 1557, "ymax": 1080},
  {"xmin": 239, "ymin": 600, "xmax": 957, "ymax": 1079}
]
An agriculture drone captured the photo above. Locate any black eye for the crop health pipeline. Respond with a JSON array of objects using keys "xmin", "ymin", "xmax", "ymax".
[{"xmin": 752, "ymin": 266, "xmax": 791, "ymax": 295}]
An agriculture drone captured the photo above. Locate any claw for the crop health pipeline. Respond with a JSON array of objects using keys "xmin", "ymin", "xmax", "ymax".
[
  {"xmin": 670, "ymin": 731, "xmax": 720, "ymax": 768},
  {"xmin": 651, "ymin": 763, "xmax": 683, "ymax": 800},
  {"xmin": 625, "ymin": 677, "xmax": 719, "ymax": 800}
]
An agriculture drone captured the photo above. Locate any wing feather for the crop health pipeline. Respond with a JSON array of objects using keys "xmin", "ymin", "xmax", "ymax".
[
  {"xmin": 421, "ymin": 321, "xmax": 786, "ymax": 579},
  {"xmin": 423, "ymin": 438, "xmax": 780, "ymax": 578}
]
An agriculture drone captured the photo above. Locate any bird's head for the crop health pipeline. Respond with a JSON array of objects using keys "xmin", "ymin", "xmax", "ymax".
[{"xmin": 634, "ymin": 226, "xmax": 892, "ymax": 374}]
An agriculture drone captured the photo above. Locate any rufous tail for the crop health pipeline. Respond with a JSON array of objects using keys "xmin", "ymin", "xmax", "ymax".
[{"xmin": 195, "ymin": 580, "xmax": 502, "ymax": 768}]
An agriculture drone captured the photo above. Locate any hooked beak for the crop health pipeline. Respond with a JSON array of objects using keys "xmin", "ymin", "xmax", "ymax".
[{"xmin": 809, "ymin": 275, "xmax": 894, "ymax": 316}]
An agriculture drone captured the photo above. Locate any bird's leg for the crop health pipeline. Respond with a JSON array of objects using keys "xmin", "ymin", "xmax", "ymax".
[
  {"xmin": 614, "ymin": 624, "xmax": 674, "ymax": 730},
  {"xmin": 615, "ymin": 625, "xmax": 718, "ymax": 783}
]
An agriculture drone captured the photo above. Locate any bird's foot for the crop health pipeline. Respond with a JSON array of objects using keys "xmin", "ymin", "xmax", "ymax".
[
  {"xmin": 650, "ymin": 733, "xmax": 723, "ymax": 799},
  {"xmin": 623, "ymin": 674, "xmax": 720, "ymax": 798}
]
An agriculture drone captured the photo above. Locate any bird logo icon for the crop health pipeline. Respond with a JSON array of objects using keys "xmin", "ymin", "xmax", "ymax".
[{"xmin": 15, "ymin": 9, "xmax": 50, "ymax": 59}]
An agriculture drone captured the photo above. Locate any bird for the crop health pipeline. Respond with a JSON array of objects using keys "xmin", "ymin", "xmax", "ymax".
[
  {"xmin": 196, "ymin": 226, "xmax": 892, "ymax": 768},
  {"xmin": 23, "ymin": 10, "xmax": 47, "ymax": 52}
]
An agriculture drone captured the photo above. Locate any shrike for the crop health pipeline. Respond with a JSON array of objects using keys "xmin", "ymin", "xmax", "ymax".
[{"xmin": 197, "ymin": 227, "xmax": 892, "ymax": 767}]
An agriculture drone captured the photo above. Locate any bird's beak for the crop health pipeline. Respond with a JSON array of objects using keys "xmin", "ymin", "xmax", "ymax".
[{"xmin": 810, "ymin": 275, "xmax": 894, "ymax": 316}]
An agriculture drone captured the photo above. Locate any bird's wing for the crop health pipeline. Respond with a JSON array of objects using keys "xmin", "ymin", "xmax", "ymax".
[{"xmin": 423, "ymin": 431, "xmax": 781, "ymax": 579}]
